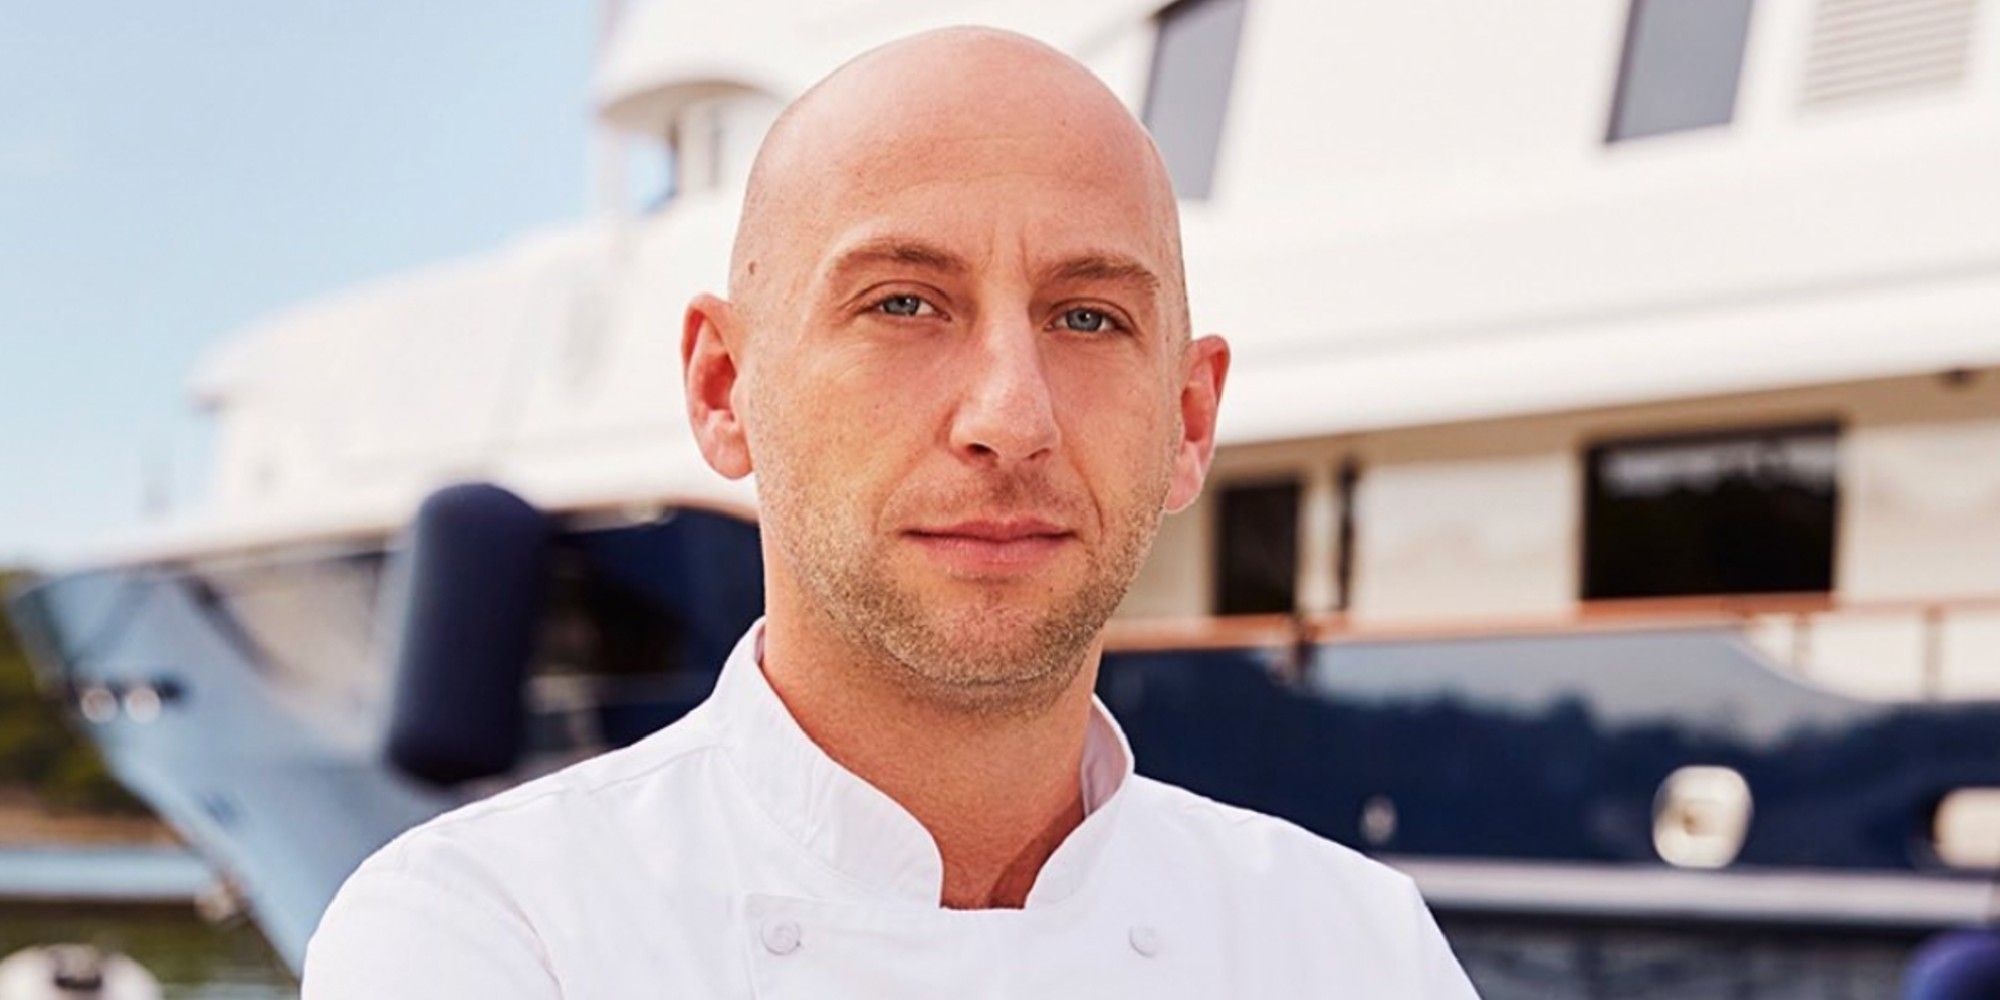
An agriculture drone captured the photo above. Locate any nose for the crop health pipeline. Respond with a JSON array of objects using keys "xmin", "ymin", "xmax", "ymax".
[{"xmin": 947, "ymin": 318, "xmax": 1060, "ymax": 466}]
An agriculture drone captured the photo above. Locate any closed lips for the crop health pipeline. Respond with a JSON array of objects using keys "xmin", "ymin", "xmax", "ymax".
[{"xmin": 907, "ymin": 520, "xmax": 1071, "ymax": 541}]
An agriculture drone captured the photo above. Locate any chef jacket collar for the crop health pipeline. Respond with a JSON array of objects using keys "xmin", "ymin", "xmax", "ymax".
[{"xmin": 709, "ymin": 618, "xmax": 1136, "ymax": 908}]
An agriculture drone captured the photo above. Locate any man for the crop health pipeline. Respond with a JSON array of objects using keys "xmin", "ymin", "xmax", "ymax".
[{"xmin": 305, "ymin": 27, "xmax": 1479, "ymax": 998}]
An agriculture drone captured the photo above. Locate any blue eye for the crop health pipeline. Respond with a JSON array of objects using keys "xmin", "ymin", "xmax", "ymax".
[
  {"xmin": 1061, "ymin": 307, "xmax": 1118, "ymax": 333},
  {"xmin": 876, "ymin": 295, "xmax": 930, "ymax": 317}
]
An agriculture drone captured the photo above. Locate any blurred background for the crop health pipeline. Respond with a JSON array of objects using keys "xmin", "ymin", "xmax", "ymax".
[
  {"xmin": 5, "ymin": 1, "xmax": 2000, "ymax": 997},
  {"xmin": 1, "ymin": 4, "xmax": 594, "ymax": 996}
]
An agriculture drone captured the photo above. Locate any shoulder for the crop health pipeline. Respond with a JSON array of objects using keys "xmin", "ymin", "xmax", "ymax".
[
  {"xmin": 306, "ymin": 709, "xmax": 732, "ymax": 993},
  {"xmin": 1122, "ymin": 775, "xmax": 1419, "ymax": 907},
  {"xmin": 310, "ymin": 707, "xmax": 728, "ymax": 956},
  {"xmin": 370, "ymin": 702, "xmax": 727, "ymax": 871}
]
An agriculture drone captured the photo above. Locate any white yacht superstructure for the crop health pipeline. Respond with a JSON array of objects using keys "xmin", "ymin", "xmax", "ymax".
[{"xmin": 160, "ymin": 0, "xmax": 2000, "ymax": 700}]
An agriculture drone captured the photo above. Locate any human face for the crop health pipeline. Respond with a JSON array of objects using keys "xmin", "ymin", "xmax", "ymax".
[
  {"xmin": 758, "ymin": 202, "xmax": 1179, "ymax": 708},
  {"xmin": 685, "ymin": 42, "xmax": 1227, "ymax": 713}
]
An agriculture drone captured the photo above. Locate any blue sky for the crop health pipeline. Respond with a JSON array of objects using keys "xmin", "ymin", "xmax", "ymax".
[{"xmin": 0, "ymin": 4, "xmax": 598, "ymax": 564}]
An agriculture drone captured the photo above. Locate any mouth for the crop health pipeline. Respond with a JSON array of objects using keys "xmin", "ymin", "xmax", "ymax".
[{"xmin": 901, "ymin": 519, "xmax": 1077, "ymax": 575}]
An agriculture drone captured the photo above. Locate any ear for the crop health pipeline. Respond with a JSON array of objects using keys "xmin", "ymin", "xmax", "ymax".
[
  {"xmin": 682, "ymin": 293, "xmax": 753, "ymax": 480},
  {"xmin": 1165, "ymin": 334, "xmax": 1230, "ymax": 513}
]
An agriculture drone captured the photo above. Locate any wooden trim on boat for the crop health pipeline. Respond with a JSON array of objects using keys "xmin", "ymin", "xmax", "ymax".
[
  {"xmin": 1099, "ymin": 613, "xmax": 1310, "ymax": 652},
  {"xmin": 1577, "ymin": 591, "xmax": 1837, "ymax": 619},
  {"xmin": 1102, "ymin": 591, "xmax": 2000, "ymax": 654}
]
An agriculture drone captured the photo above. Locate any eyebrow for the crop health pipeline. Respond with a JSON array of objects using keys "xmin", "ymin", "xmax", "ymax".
[
  {"xmin": 822, "ymin": 237, "xmax": 1163, "ymax": 299},
  {"xmin": 825, "ymin": 237, "xmax": 969, "ymax": 284},
  {"xmin": 1039, "ymin": 253, "xmax": 1161, "ymax": 296}
]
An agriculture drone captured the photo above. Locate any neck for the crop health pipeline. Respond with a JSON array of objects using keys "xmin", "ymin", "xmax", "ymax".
[{"xmin": 758, "ymin": 601, "xmax": 1099, "ymax": 909}]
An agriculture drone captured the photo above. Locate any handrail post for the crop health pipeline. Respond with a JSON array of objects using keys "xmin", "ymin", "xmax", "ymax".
[
  {"xmin": 1792, "ymin": 611, "xmax": 1812, "ymax": 676},
  {"xmin": 1921, "ymin": 605, "xmax": 1945, "ymax": 700}
]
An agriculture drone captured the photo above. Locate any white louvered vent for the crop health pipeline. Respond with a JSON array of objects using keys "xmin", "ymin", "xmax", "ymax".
[{"xmin": 1801, "ymin": 0, "xmax": 1981, "ymax": 108}]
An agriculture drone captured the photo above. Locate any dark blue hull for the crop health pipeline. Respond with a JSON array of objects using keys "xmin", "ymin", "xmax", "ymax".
[
  {"xmin": 10, "ymin": 507, "xmax": 1997, "ymax": 991},
  {"xmin": 1101, "ymin": 633, "xmax": 2000, "ymax": 872}
]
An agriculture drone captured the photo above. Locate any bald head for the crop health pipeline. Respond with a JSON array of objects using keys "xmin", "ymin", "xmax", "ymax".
[
  {"xmin": 679, "ymin": 26, "xmax": 1229, "ymax": 718},
  {"xmin": 728, "ymin": 27, "xmax": 1187, "ymax": 336}
]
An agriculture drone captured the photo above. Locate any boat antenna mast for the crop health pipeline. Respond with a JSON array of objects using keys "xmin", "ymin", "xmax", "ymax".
[{"xmin": 592, "ymin": 0, "xmax": 630, "ymax": 215}]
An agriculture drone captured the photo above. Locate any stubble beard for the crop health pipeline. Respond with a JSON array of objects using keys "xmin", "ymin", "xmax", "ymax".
[{"xmin": 762, "ymin": 460, "xmax": 1169, "ymax": 719}]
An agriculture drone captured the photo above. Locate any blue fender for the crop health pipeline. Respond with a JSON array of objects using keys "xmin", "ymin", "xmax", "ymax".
[
  {"xmin": 384, "ymin": 483, "xmax": 550, "ymax": 785},
  {"xmin": 1905, "ymin": 929, "xmax": 2000, "ymax": 1000}
]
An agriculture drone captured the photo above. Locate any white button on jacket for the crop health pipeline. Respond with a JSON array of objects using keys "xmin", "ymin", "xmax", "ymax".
[{"xmin": 305, "ymin": 621, "xmax": 1480, "ymax": 998}]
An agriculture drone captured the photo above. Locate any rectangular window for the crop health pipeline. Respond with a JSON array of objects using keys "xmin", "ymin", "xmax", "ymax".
[
  {"xmin": 1214, "ymin": 478, "xmax": 1301, "ymax": 615},
  {"xmin": 1142, "ymin": 0, "xmax": 1249, "ymax": 200},
  {"xmin": 1608, "ymin": 0, "xmax": 1755, "ymax": 141},
  {"xmin": 1583, "ymin": 423, "xmax": 1839, "ymax": 600}
]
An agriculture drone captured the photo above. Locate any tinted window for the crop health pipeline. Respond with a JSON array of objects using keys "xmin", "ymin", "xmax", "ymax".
[
  {"xmin": 1608, "ymin": 0, "xmax": 1755, "ymax": 141},
  {"xmin": 198, "ymin": 551, "xmax": 389, "ymax": 712},
  {"xmin": 1215, "ymin": 479, "xmax": 1300, "ymax": 615},
  {"xmin": 1143, "ymin": 0, "xmax": 1249, "ymax": 199},
  {"xmin": 533, "ymin": 549, "xmax": 685, "ymax": 679},
  {"xmin": 1584, "ymin": 424, "xmax": 1838, "ymax": 599}
]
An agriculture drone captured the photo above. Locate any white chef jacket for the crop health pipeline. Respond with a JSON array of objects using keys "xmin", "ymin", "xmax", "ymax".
[{"xmin": 304, "ymin": 620, "xmax": 1479, "ymax": 998}]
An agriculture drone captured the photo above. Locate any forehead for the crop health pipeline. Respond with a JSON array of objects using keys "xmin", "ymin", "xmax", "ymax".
[
  {"xmin": 783, "ymin": 95, "xmax": 1178, "ymax": 281},
  {"xmin": 843, "ymin": 137, "xmax": 1166, "ymax": 264}
]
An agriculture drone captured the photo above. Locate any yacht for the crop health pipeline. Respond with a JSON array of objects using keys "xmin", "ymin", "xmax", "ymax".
[{"xmin": 11, "ymin": 0, "xmax": 2000, "ymax": 993}]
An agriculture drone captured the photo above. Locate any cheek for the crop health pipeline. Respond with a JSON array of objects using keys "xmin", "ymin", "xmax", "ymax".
[
  {"xmin": 1049, "ymin": 359, "xmax": 1177, "ymax": 497},
  {"xmin": 761, "ymin": 345, "xmax": 950, "ymax": 519}
]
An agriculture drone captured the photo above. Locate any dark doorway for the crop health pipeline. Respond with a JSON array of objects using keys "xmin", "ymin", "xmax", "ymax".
[{"xmin": 1215, "ymin": 478, "xmax": 1302, "ymax": 615}]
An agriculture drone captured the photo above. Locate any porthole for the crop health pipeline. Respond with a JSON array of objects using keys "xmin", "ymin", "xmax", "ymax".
[
  {"xmin": 1653, "ymin": 765, "xmax": 1752, "ymax": 868},
  {"xmin": 1933, "ymin": 789, "xmax": 2000, "ymax": 869}
]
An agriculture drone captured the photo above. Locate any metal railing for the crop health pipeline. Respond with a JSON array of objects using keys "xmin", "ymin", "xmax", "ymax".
[{"xmin": 1105, "ymin": 592, "xmax": 2000, "ymax": 701}]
